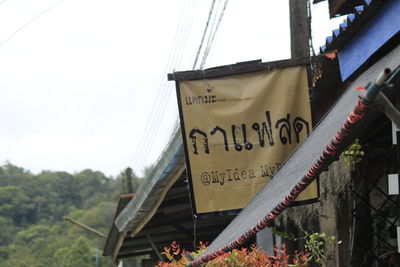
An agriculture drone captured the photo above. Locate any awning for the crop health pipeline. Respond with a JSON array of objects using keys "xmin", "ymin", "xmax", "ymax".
[
  {"xmin": 115, "ymin": 127, "xmax": 185, "ymax": 233},
  {"xmin": 191, "ymin": 41, "xmax": 400, "ymax": 266},
  {"xmin": 108, "ymin": 127, "xmax": 237, "ymax": 261},
  {"xmin": 103, "ymin": 193, "xmax": 135, "ymax": 257}
]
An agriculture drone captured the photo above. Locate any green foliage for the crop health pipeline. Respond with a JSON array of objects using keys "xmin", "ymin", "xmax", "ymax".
[
  {"xmin": 158, "ymin": 233, "xmax": 340, "ymax": 267},
  {"xmin": 0, "ymin": 216, "xmax": 19, "ymax": 245},
  {"xmin": 255, "ymin": 227, "xmax": 341, "ymax": 267},
  {"xmin": 55, "ymin": 236, "xmax": 93, "ymax": 267},
  {"xmin": 303, "ymin": 231, "xmax": 341, "ymax": 266},
  {"xmin": 271, "ymin": 226, "xmax": 298, "ymax": 241},
  {"xmin": 158, "ymin": 242, "xmax": 310, "ymax": 266},
  {"xmin": 0, "ymin": 162, "xmax": 143, "ymax": 266},
  {"xmin": 14, "ymin": 225, "xmax": 52, "ymax": 246},
  {"xmin": 67, "ymin": 201, "xmax": 116, "ymax": 243},
  {"xmin": 0, "ymin": 186, "xmax": 35, "ymax": 225},
  {"xmin": 342, "ymin": 139, "xmax": 364, "ymax": 168},
  {"xmin": 111, "ymin": 170, "xmax": 142, "ymax": 196}
]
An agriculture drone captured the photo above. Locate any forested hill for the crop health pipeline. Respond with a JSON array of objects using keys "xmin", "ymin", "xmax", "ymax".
[{"xmin": 0, "ymin": 163, "xmax": 143, "ymax": 267}]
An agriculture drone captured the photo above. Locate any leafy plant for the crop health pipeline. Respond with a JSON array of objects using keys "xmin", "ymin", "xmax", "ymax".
[
  {"xmin": 342, "ymin": 139, "xmax": 364, "ymax": 168},
  {"xmin": 263, "ymin": 228, "xmax": 341, "ymax": 266},
  {"xmin": 271, "ymin": 226, "xmax": 298, "ymax": 241},
  {"xmin": 0, "ymin": 162, "xmax": 144, "ymax": 267},
  {"xmin": 159, "ymin": 241, "xmax": 207, "ymax": 266},
  {"xmin": 158, "ymin": 242, "xmax": 310, "ymax": 266},
  {"xmin": 302, "ymin": 231, "xmax": 341, "ymax": 266}
]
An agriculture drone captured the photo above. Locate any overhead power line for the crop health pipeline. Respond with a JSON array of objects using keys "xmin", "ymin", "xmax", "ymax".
[
  {"xmin": 130, "ymin": 0, "xmax": 229, "ymax": 174},
  {"xmin": 135, "ymin": 0, "xmax": 197, "ymax": 170},
  {"xmin": 0, "ymin": 0, "xmax": 64, "ymax": 47},
  {"xmin": 192, "ymin": 0, "xmax": 229, "ymax": 70},
  {"xmin": 200, "ymin": 0, "xmax": 229, "ymax": 69},
  {"xmin": 192, "ymin": 0, "xmax": 217, "ymax": 70},
  {"xmin": 129, "ymin": 0, "xmax": 198, "ymax": 173},
  {"xmin": 132, "ymin": 1, "xmax": 195, "ymax": 170}
]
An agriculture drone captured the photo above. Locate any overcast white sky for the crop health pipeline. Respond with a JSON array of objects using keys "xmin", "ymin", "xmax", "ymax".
[{"xmin": 0, "ymin": 0, "xmax": 342, "ymax": 177}]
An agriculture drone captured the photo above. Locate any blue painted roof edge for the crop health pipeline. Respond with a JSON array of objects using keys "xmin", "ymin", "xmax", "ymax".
[{"xmin": 320, "ymin": 0, "xmax": 385, "ymax": 54}]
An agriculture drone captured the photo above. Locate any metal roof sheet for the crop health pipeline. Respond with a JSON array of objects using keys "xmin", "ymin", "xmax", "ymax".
[
  {"xmin": 103, "ymin": 194, "xmax": 135, "ymax": 256},
  {"xmin": 114, "ymin": 127, "xmax": 185, "ymax": 232},
  {"xmin": 192, "ymin": 39, "xmax": 400, "ymax": 266},
  {"xmin": 320, "ymin": 0, "xmax": 386, "ymax": 54}
]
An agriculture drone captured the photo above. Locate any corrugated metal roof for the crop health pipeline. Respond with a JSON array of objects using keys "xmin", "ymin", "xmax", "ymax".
[
  {"xmin": 114, "ymin": 127, "xmax": 185, "ymax": 232},
  {"xmin": 192, "ymin": 40, "xmax": 400, "ymax": 267},
  {"xmin": 320, "ymin": 0, "xmax": 386, "ymax": 54},
  {"xmin": 337, "ymin": 0, "xmax": 400, "ymax": 81},
  {"xmin": 103, "ymin": 194, "xmax": 135, "ymax": 256}
]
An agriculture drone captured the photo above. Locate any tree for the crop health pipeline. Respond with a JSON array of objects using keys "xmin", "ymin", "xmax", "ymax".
[
  {"xmin": 0, "ymin": 186, "xmax": 35, "ymax": 225},
  {"xmin": 0, "ymin": 163, "xmax": 119, "ymax": 266},
  {"xmin": 0, "ymin": 216, "xmax": 19, "ymax": 246},
  {"xmin": 67, "ymin": 202, "xmax": 115, "ymax": 240},
  {"xmin": 55, "ymin": 236, "xmax": 93, "ymax": 267}
]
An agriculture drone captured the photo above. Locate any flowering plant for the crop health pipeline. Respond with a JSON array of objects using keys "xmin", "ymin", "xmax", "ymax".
[{"xmin": 157, "ymin": 242, "xmax": 310, "ymax": 267}]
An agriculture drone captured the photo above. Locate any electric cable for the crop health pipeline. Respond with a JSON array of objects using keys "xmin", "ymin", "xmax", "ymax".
[
  {"xmin": 139, "ymin": 2, "xmax": 198, "ymax": 171},
  {"xmin": 192, "ymin": 0, "xmax": 217, "ymax": 70},
  {"xmin": 130, "ymin": 1, "xmax": 192, "ymax": 169},
  {"xmin": 198, "ymin": 0, "xmax": 221, "ymax": 69},
  {"xmin": 130, "ymin": 0, "xmax": 198, "ymax": 173},
  {"xmin": 134, "ymin": 0, "xmax": 196, "ymax": 170},
  {"xmin": 200, "ymin": 0, "xmax": 229, "ymax": 69},
  {"xmin": 0, "ymin": 0, "xmax": 64, "ymax": 47},
  {"xmin": 132, "ymin": 0, "xmax": 229, "ymax": 173}
]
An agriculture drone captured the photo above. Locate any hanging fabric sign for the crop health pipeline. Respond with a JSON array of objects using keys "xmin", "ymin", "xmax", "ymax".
[{"xmin": 175, "ymin": 65, "xmax": 317, "ymax": 214}]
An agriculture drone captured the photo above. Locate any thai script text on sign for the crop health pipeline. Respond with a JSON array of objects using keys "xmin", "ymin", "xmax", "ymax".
[{"xmin": 176, "ymin": 66, "xmax": 317, "ymax": 214}]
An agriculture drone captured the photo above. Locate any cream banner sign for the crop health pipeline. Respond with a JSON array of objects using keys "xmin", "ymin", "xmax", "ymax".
[{"xmin": 176, "ymin": 66, "xmax": 317, "ymax": 214}]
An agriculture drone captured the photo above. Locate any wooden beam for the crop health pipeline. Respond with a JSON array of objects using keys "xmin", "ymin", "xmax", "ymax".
[
  {"xmin": 162, "ymin": 186, "xmax": 190, "ymax": 201},
  {"xmin": 173, "ymin": 223, "xmax": 192, "ymax": 239},
  {"xmin": 64, "ymin": 217, "xmax": 106, "ymax": 238},
  {"xmin": 168, "ymin": 57, "xmax": 316, "ymax": 81},
  {"xmin": 116, "ymin": 249, "xmax": 153, "ymax": 259},
  {"xmin": 121, "ymin": 225, "xmax": 229, "ymax": 250},
  {"xmin": 119, "ymin": 232, "xmax": 224, "ymax": 254},
  {"xmin": 130, "ymin": 165, "xmax": 186, "ymax": 238},
  {"xmin": 144, "ymin": 209, "xmax": 192, "ymax": 228},
  {"xmin": 113, "ymin": 231, "xmax": 128, "ymax": 262},
  {"xmin": 158, "ymin": 192, "xmax": 190, "ymax": 206},
  {"xmin": 289, "ymin": 0, "xmax": 310, "ymax": 58},
  {"xmin": 157, "ymin": 203, "xmax": 190, "ymax": 214},
  {"xmin": 121, "ymin": 232, "xmax": 188, "ymax": 248},
  {"xmin": 124, "ymin": 167, "xmax": 134, "ymax": 193},
  {"xmin": 145, "ymin": 233, "xmax": 163, "ymax": 261},
  {"xmin": 142, "ymin": 211, "xmax": 233, "ymax": 234}
]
